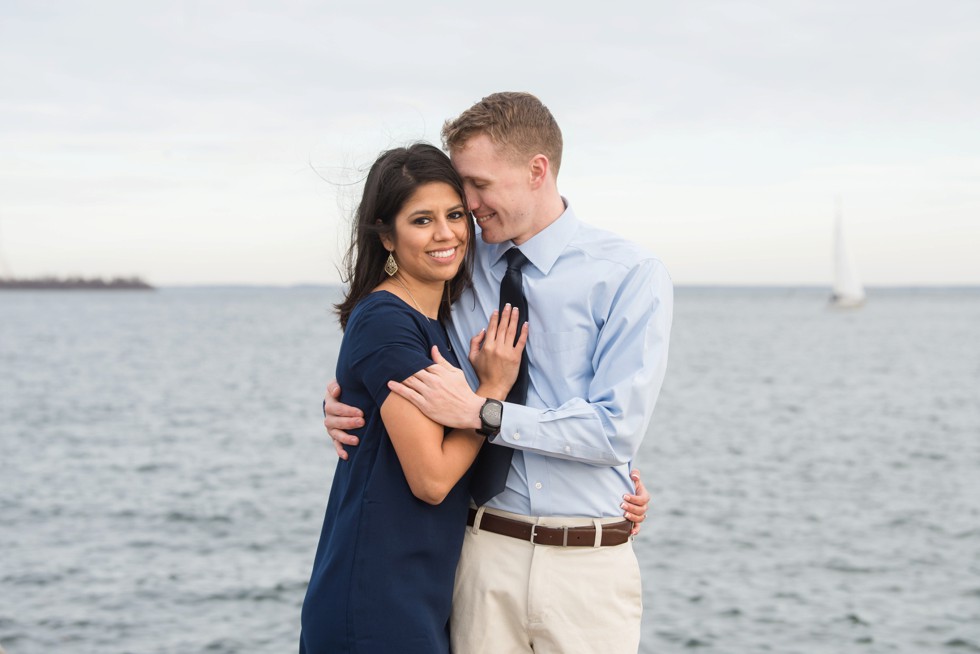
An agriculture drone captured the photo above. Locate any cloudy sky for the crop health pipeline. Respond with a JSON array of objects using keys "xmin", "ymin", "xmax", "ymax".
[{"xmin": 1, "ymin": 1, "xmax": 978, "ymax": 285}]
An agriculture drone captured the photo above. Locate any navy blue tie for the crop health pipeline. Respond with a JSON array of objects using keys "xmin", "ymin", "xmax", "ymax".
[{"xmin": 470, "ymin": 248, "xmax": 529, "ymax": 505}]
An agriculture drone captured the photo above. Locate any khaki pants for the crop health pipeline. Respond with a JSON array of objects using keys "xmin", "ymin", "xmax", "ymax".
[{"xmin": 450, "ymin": 508, "xmax": 642, "ymax": 654}]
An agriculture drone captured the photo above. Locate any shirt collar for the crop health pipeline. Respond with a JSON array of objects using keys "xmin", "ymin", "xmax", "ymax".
[{"xmin": 488, "ymin": 197, "xmax": 579, "ymax": 276}]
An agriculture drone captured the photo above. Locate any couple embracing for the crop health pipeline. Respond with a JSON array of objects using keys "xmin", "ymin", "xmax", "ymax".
[{"xmin": 301, "ymin": 92, "xmax": 673, "ymax": 654}]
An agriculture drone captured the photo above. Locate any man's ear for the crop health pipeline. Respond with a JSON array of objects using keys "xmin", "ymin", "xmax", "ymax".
[{"xmin": 528, "ymin": 154, "xmax": 550, "ymax": 189}]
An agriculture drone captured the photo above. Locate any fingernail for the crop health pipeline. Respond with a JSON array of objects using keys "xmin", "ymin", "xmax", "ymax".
[{"xmin": 620, "ymin": 502, "xmax": 627, "ymax": 510}]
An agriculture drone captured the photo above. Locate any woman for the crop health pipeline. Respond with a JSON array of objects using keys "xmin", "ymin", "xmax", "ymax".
[{"xmin": 300, "ymin": 143, "xmax": 527, "ymax": 653}]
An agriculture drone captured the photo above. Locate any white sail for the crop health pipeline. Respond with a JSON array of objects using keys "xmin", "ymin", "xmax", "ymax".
[{"xmin": 830, "ymin": 200, "xmax": 865, "ymax": 308}]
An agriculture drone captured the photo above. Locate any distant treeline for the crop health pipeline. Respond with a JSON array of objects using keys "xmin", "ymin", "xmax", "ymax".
[{"xmin": 0, "ymin": 276, "xmax": 154, "ymax": 290}]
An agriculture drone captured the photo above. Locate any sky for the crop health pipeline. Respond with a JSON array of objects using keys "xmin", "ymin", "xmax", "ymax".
[{"xmin": 1, "ymin": 0, "xmax": 978, "ymax": 286}]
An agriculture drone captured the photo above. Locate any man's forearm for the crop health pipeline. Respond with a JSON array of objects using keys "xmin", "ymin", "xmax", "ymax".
[
  {"xmin": 490, "ymin": 395, "xmax": 654, "ymax": 466},
  {"xmin": 386, "ymin": 371, "xmax": 500, "ymax": 431}
]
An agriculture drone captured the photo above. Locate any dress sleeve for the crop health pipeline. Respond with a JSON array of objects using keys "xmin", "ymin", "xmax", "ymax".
[{"xmin": 344, "ymin": 299, "xmax": 434, "ymax": 408}]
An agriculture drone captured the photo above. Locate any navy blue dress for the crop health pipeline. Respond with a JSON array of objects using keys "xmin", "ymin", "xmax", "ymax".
[{"xmin": 300, "ymin": 292, "xmax": 472, "ymax": 654}]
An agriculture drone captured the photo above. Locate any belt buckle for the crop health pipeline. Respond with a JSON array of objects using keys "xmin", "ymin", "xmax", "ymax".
[{"xmin": 530, "ymin": 524, "xmax": 569, "ymax": 546}]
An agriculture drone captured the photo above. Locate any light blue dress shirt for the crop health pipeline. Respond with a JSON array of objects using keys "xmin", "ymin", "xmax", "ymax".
[{"xmin": 447, "ymin": 201, "xmax": 673, "ymax": 518}]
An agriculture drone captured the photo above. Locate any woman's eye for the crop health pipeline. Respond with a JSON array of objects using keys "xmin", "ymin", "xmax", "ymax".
[
  {"xmin": 413, "ymin": 217, "xmax": 432, "ymax": 225},
  {"xmin": 448, "ymin": 211, "xmax": 465, "ymax": 220}
]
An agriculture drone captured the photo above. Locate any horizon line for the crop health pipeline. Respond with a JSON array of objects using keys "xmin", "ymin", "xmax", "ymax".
[{"xmin": 152, "ymin": 282, "xmax": 980, "ymax": 290}]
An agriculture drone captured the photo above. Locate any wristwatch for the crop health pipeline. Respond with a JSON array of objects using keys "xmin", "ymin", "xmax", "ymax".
[{"xmin": 477, "ymin": 399, "xmax": 503, "ymax": 437}]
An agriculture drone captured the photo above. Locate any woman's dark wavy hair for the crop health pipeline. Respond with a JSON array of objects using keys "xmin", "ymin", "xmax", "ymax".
[{"xmin": 335, "ymin": 142, "xmax": 475, "ymax": 330}]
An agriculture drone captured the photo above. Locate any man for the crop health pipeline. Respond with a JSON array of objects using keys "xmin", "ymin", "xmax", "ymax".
[{"xmin": 324, "ymin": 92, "xmax": 672, "ymax": 653}]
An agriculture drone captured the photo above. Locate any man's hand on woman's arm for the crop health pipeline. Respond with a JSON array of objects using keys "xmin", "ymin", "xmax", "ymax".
[
  {"xmin": 387, "ymin": 306, "xmax": 528, "ymax": 427},
  {"xmin": 326, "ymin": 306, "xmax": 527, "ymax": 455},
  {"xmin": 323, "ymin": 382, "xmax": 364, "ymax": 461}
]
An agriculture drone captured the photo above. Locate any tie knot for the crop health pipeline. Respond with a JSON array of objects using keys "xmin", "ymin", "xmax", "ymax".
[{"xmin": 505, "ymin": 247, "xmax": 528, "ymax": 271}]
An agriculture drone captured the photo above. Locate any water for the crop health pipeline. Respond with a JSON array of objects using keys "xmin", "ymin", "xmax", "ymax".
[{"xmin": 1, "ymin": 287, "xmax": 978, "ymax": 653}]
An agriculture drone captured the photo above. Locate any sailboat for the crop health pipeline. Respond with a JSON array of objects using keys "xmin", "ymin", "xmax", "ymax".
[{"xmin": 829, "ymin": 199, "xmax": 866, "ymax": 308}]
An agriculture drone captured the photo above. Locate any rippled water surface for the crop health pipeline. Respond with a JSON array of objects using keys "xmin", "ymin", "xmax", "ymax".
[{"xmin": 1, "ymin": 287, "xmax": 978, "ymax": 653}]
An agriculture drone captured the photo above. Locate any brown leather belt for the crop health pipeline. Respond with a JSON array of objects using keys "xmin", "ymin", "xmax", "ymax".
[{"xmin": 467, "ymin": 508, "xmax": 632, "ymax": 547}]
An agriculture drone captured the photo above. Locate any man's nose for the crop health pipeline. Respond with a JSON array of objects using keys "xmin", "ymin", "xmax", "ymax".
[{"xmin": 465, "ymin": 189, "xmax": 480, "ymax": 211}]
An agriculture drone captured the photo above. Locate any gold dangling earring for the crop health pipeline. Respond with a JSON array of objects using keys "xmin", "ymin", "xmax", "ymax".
[{"xmin": 384, "ymin": 252, "xmax": 398, "ymax": 277}]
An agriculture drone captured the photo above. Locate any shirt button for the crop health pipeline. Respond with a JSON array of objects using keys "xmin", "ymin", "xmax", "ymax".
[
  {"xmin": 513, "ymin": 432, "xmax": 520, "ymax": 441},
  {"xmin": 534, "ymin": 482, "xmax": 543, "ymax": 490},
  {"xmin": 564, "ymin": 446, "xmax": 571, "ymax": 453}
]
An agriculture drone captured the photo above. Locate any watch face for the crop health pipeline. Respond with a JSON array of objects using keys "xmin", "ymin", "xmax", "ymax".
[{"xmin": 482, "ymin": 400, "xmax": 502, "ymax": 428}]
